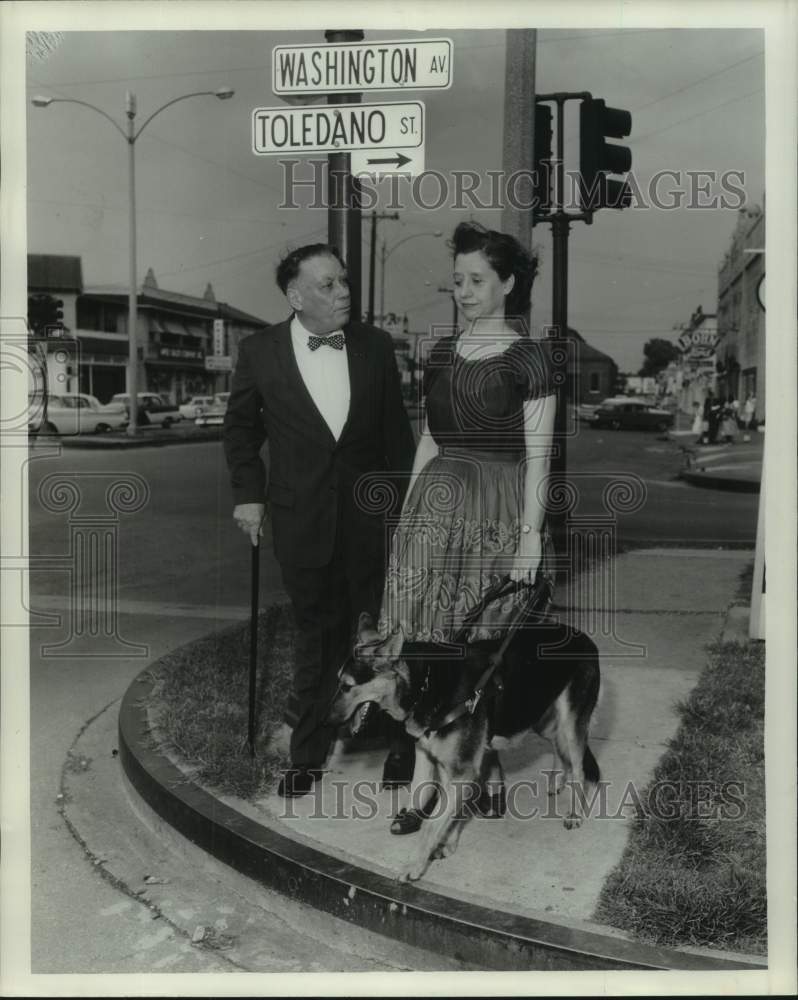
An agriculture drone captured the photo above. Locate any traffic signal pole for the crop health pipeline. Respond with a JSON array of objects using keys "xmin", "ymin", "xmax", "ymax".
[
  {"xmin": 535, "ymin": 90, "xmax": 633, "ymax": 564},
  {"xmin": 539, "ymin": 93, "xmax": 590, "ymax": 560}
]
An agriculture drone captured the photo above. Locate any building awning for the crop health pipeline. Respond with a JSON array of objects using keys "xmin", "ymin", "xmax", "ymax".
[
  {"xmin": 76, "ymin": 336, "xmax": 129, "ymax": 356},
  {"xmin": 145, "ymin": 358, "xmax": 206, "ymax": 369}
]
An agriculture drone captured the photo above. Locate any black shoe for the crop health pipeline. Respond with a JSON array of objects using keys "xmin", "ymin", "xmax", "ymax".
[
  {"xmin": 381, "ymin": 750, "xmax": 415, "ymax": 789},
  {"xmin": 277, "ymin": 768, "xmax": 322, "ymax": 798},
  {"xmin": 390, "ymin": 807, "xmax": 425, "ymax": 835}
]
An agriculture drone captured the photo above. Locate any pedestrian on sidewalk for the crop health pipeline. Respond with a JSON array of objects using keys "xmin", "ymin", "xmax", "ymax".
[
  {"xmin": 703, "ymin": 391, "xmax": 721, "ymax": 444},
  {"xmin": 690, "ymin": 400, "xmax": 703, "ymax": 439},
  {"xmin": 223, "ymin": 243, "xmax": 417, "ymax": 798},
  {"xmin": 743, "ymin": 393, "xmax": 757, "ymax": 430},
  {"xmin": 720, "ymin": 400, "xmax": 738, "ymax": 444}
]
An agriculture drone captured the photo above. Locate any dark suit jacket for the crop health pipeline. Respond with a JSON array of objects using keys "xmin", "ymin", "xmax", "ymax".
[{"xmin": 223, "ymin": 317, "xmax": 416, "ymax": 569}]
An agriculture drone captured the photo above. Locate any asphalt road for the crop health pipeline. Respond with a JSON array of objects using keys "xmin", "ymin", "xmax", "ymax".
[{"xmin": 27, "ymin": 426, "xmax": 757, "ymax": 611}]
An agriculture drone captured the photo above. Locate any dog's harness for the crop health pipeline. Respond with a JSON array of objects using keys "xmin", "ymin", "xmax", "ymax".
[{"xmin": 414, "ymin": 567, "xmax": 555, "ymax": 737}]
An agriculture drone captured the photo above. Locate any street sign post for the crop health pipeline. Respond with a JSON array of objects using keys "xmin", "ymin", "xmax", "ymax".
[
  {"xmin": 205, "ymin": 355, "xmax": 232, "ymax": 372},
  {"xmin": 252, "ymin": 100, "xmax": 424, "ymax": 156},
  {"xmin": 272, "ymin": 38, "xmax": 452, "ymax": 95}
]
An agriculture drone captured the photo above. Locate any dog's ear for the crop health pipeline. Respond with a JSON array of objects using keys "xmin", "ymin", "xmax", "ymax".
[
  {"xmin": 356, "ymin": 612, "xmax": 379, "ymax": 644},
  {"xmin": 354, "ymin": 612, "xmax": 384, "ymax": 661},
  {"xmin": 383, "ymin": 627, "xmax": 404, "ymax": 661}
]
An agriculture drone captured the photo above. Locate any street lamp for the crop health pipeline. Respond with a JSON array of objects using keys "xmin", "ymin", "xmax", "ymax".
[
  {"xmin": 380, "ymin": 230, "xmax": 443, "ymax": 326},
  {"xmin": 31, "ymin": 86, "xmax": 234, "ymax": 436}
]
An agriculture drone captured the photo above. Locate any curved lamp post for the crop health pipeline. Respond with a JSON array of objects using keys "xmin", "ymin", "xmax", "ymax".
[
  {"xmin": 31, "ymin": 87, "xmax": 234, "ymax": 435},
  {"xmin": 380, "ymin": 229, "xmax": 443, "ymax": 325}
]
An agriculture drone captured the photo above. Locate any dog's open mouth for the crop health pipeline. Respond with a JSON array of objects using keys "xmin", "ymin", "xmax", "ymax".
[{"xmin": 350, "ymin": 700, "xmax": 376, "ymax": 737}]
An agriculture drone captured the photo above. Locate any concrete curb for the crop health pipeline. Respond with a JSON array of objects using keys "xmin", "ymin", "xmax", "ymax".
[
  {"xmin": 119, "ymin": 668, "xmax": 765, "ymax": 972},
  {"xmin": 679, "ymin": 470, "xmax": 760, "ymax": 493},
  {"xmin": 52, "ymin": 428, "xmax": 223, "ymax": 449}
]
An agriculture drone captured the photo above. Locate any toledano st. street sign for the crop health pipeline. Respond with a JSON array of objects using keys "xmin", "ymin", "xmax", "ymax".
[{"xmin": 251, "ymin": 101, "xmax": 424, "ymax": 156}]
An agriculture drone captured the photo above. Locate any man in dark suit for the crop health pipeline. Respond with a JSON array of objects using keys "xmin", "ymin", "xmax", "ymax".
[{"xmin": 223, "ymin": 244, "xmax": 416, "ymax": 797}]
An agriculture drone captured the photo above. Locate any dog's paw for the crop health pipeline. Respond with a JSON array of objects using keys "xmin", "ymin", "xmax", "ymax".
[
  {"xmin": 397, "ymin": 862, "xmax": 426, "ymax": 883},
  {"xmin": 563, "ymin": 814, "xmax": 583, "ymax": 830}
]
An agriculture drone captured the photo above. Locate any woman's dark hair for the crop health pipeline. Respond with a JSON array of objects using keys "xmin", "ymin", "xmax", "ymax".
[{"xmin": 449, "ymin": 221, "xmax": 538, "ymax": 329}]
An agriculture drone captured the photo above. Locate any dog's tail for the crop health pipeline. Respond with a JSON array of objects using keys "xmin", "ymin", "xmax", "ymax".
[{"xmin": 583, "ymin": 744, "xmax": 600, "ymax": 785}]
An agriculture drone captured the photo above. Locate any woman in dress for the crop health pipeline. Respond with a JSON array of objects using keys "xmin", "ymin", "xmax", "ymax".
[
  {"xmin": 381, "ymin": 221, "xmax": 556, "ymax": 645},
  {"xmin": 379, "ymin": 222, "xmax": 556, "ymax": 826}
]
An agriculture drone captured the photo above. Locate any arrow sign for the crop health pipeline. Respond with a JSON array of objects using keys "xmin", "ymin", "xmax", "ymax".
[
  {"xmin": 350, "ymin": 147, "xmax": 424, "ymax": 178},
  {"xmin": 367, "ymin": 152, "xmax": 411, "ymax": 167}
]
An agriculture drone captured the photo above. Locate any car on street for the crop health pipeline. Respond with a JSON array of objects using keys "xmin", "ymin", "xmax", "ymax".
[
  {"xmin": 31, "ymin": 392, "xmax": 128, "ymax": 436},
  {"xmin": 590, "ymin": 398, "xmax": 674, "ymax": 432},
  {"xmin": 179, "ymin": 395, "xmax": 217, "ymax": 419},
  {"xmin": 194, "ymin": 392, "xmax": 229, "ymax": 427},
  {"xmin": 111, "ymin": 392, "xmax": 182, "ymax": 428}
]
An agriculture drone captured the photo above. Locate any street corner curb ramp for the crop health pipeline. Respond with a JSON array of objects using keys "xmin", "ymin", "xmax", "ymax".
[{"xmin": 119, "ymin": 666, "xmax": 766, "ymax": 973}]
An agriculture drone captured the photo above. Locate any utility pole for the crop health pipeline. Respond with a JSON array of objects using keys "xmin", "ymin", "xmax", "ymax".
[
  {"xmin": 325, "ymin": 29, "xmax": 363, "ymax": 319},
  {"xmin": 365, "ymin": 211, "xmax": 399, "ymax": 325}
]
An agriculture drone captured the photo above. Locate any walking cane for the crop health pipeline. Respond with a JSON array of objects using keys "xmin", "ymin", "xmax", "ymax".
[{"xmin": 248, "ymin": 538, "xmax": 260, "ymax": 758}]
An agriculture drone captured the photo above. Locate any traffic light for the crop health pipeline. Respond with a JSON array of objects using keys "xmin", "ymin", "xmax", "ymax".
[
  {"xmin": 27, "ymin": 294, "xmax": 64, "ymax": 335},
  {"xmin": 533, "ymin": 102, "xmax": 553, "ymax": 214},
  {"xmin": 578, "ymin": 98, "xmax": 632, "ymax": 212},
  {"xmin": 52, "ymin": 298, "xmax": 64, "ymax": 331}
]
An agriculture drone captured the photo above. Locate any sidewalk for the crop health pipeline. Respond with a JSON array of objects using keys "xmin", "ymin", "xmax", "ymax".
[{"xmin": 116, "ymin": 547, "xmax": 762, "ymax": 970}]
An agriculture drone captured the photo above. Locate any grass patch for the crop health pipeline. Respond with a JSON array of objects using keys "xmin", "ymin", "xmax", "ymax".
[
  {"xmin": 594, "ymin": 639, "xmax": 766, "ymax": 955},
  {"xmin": 147, "ymin": 603, "xmax": 294, "ymax": 798}
]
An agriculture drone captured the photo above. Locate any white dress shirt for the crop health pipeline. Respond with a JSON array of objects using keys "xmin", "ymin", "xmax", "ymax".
[{"xmin": 290, "ymin": 314, "xmax": 351, "ymax": 441}]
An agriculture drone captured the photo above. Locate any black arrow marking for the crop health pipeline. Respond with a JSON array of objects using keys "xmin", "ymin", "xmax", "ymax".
[{"xmin": 366, "ymin": 152, "xmax": 412, "ymax": 168}]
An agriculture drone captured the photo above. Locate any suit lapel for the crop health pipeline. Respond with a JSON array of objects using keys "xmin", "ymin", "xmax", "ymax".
[
  {"xmin": 273, "ymin": 318, "xmax": 337, "ymax": 446},
  {"xmin": 339, "ymin": 323, "xmax": 370, "ymax": 443}
]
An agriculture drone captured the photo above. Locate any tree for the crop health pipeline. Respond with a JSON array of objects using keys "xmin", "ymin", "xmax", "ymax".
[{"xmin": 639, "ymin": 337, "xmax": 680, "ymax": 377}]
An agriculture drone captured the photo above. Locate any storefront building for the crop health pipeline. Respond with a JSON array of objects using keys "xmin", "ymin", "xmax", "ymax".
[
  {"xmin": 716, "ymin": 205, "xmax": 765, "ymax": 420},
  {"xmin": 29, "ymin": 256, "xmax": 269, "ymax": 403}
]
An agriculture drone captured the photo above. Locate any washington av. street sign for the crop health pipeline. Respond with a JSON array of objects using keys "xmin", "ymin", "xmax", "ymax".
[
  {"xmin": 272, "ymin": 38, "xmax": 452, "ymax": 95},
  {"xmin": 252, "ymin": 100, "xmax": 424, "ymax": 161}
]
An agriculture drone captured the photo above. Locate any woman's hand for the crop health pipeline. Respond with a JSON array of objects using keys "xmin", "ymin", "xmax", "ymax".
[{"xmin": 510, "ymin": 527, "xmax": 542, "ymax": 582}]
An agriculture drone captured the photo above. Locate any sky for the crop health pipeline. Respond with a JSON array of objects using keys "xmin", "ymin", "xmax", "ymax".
[{"xmin": 24, "ymin": 23, "xmax": 765, "ymax": 371}]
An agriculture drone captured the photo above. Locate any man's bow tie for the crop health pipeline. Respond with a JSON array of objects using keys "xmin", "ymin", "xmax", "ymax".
[{"xmin": 308, "ymin": 333, "xmax": 345, "ymax": 351}]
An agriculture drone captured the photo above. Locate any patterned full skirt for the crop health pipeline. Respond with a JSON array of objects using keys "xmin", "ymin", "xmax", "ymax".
[{"xmin": 380, "ymin": 450, "xmax": 532, "ymax": 643}]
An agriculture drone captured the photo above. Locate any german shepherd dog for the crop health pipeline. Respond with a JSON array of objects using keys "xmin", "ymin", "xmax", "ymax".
[{"xmin": 328, "ymin": 612, "xmax": 601, "ymax": 882}]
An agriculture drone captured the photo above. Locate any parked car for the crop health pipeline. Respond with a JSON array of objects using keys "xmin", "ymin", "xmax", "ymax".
[
  {"xmin": 179, "ymin": 395, "xmax": 216, "ymax": 419},
  {"xmin": 591, "ymin": 398, "xmax": 674, "ymax": 432},
  {"xmin": 111, "ymin": 392, "xmax": 182, "ymax": 428},
  {"xmin": 32, "ymin": 392, "xmax": 128, "ymax": 436},
  {"xmin": 194, "ymin": 393, "xmax": 229, "ymax": 427}
]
